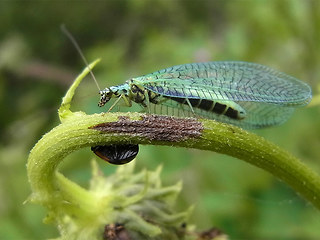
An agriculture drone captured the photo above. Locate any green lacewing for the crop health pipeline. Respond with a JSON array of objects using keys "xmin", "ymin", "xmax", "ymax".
[
  {"xmin": 98, "ymin": 61, "xmax": 312, "ymax": 129},
  {"xmin": 61, "ymin": 27, "xmax": 311, "ymax": 164}
]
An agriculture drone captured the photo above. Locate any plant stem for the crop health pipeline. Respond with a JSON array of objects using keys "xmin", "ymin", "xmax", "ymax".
[{"xmin": 27, "ymin": 111, "xmax": 320, "ymax": 210}]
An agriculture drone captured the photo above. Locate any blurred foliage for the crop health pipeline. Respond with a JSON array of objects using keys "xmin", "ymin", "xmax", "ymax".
[{"xmin": 0, "ymin": 0, "xmax": 319, "ymax": 239}]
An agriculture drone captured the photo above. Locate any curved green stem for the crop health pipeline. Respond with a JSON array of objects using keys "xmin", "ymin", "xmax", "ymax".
[{"xmin": 27, "ymin": 111, "xmax": 320, "ymax": 210}]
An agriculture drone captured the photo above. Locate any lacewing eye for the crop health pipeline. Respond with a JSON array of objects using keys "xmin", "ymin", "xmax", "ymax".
[{"xmin": 91, "ymin": 144, "xmax": 139, "ymax": 165}]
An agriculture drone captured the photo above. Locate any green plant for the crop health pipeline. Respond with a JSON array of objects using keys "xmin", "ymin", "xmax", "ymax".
[{"xmin": 27, "ymin": 60, "xmax": 320, "ymax": 239}]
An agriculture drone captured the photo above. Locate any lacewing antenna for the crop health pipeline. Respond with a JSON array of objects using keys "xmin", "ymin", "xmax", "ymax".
[{"xmin": 60, "ymin": 24, "xmax": 101, "ymax": 90}]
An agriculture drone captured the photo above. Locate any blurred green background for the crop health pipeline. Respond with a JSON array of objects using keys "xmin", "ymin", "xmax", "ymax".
[{"xmin": 0, "ymin": 0, "xmax": 319, "ymax": 239}]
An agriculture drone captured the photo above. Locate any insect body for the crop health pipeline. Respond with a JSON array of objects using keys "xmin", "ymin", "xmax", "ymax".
[
  {"xmin": 99, "ymin": 62, "xmax": 312, "ymax": 129},
  {"xmin": 91, "ymin": 144, "xmax": 139, "ymax": 165}
]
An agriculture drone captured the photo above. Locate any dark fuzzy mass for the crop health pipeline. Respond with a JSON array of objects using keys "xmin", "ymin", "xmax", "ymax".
[{"xmin": 89, "ymin": 114, "xmax": 203, "ymax": 142}]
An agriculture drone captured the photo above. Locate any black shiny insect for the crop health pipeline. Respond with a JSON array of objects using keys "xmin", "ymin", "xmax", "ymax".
[{"xmin": 91, "ymin": 144, "xmax": 139, "ymax": 165}]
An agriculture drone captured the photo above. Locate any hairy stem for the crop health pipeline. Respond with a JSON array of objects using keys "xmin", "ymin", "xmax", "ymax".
[{"xmin": 27, "ymin": 111, "xmax": 320, "ymax": 210}]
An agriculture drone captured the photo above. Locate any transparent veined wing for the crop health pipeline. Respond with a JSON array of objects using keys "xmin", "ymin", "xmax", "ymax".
[{"xmin": 133, "ymin": 61, "xmax": 312, "ymax": 107}]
